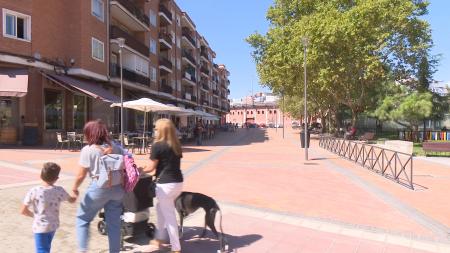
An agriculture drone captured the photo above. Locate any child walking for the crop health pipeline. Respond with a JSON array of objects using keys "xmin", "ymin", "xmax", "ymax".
[{"xmin": 20, "ymin": 162, "xmax": 77, "ymax": 253}]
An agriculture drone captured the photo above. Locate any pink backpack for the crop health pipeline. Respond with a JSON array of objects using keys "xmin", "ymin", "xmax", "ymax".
[{"xmin": 123, "ymin": 154, "xmax": 140, "ymax": 192}]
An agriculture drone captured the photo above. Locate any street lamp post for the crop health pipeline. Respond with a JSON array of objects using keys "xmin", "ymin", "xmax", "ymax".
[
  {"xmin": 302, "ymin": 37, "xmax": 309, "ymax": 161},
  {"xmin": 117, "ymin": 38, "xmax": 125, "ymax": 144},
  {"xmin": 282, "ymin": 90, "xmax": 285, "ymax": 139}
]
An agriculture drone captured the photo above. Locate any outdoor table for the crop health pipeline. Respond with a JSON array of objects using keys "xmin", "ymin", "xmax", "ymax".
[{"xmin": 132, "ymin": 136, "xmax": 153, "ymax": 155}]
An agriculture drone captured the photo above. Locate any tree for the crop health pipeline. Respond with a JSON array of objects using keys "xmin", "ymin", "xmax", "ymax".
[
  {"xmin": 247, "ymin": 0, "xmax": 434, "ymax": 128},
  {"xmin": 373, "ymin": 86, "xmax": 433, "ymax": 131}
]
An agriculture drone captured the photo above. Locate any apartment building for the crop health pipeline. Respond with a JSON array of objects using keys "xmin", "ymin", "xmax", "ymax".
[{"xmin": 0, "ymin": 0, "xmax": 230, "ymax": 145}]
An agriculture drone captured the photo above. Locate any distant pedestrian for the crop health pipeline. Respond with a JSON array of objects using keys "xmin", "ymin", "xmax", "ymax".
[
  {"xmin": 20, "ymin": 162, "xmax": 77, "ymax": 253},
  {"xmin": 195, "ymin": 119, "xmax": 204, "ymax": 145}
]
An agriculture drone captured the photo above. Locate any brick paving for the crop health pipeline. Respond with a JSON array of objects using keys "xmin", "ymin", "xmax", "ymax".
[{"xmin": 1, "ymin": 128, "xmax": 449, "ymax": 252}]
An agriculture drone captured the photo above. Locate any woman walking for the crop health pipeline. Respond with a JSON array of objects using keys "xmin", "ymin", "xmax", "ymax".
[
  {"xmin": 71, "ymin": 120, "xmax": 124, "ymax": 253},
  {"xmin": 141, "ymin": 119, "xmax": 183, "ymax": 253}
]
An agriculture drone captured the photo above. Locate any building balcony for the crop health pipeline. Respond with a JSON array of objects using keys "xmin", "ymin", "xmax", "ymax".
[
  {"xmin": 159, "ymin": 32, "xmax": 172, "ymax": 50},
  {"xmin": 191, "ymin": 95, "xmax": 197, "ymax": 102},
  {"xmin": 111, "ymin": 0, "xmax": 150, "ymax": 31},
  {"xmin": 200, "ymin": 66, "xmax": 209, "ymax": 76},
  {"xmin": 160, "ymin": 83, "xmax": 173, "ymax": 94},
  {"xmin": 159, "ymin": 4, "xmax": 173, "ymax": 25},
  {"xmin": 110, "ymin": 25, "xmax": 149, "ymax": 56},
  {"xmin": 213, "ymin": 89, "xmax": 220, "ymax": 96},
  {"xmin": 182, "ymin": 28, "xmax": 196, "ymax": 48},
  {"xmin": 182, "ymin": 13, "xmax": 196, "ymax": 31},
  {"xmin": 182, "ymin": 71, "xmax": 196, "ymax": 85},
  {"xmin": 212, "ymin": 103, "xmax": 219, "ymax": 108},
  {"xmin": 182, "ymin": 50, "xmax": 196, "ymax": 67},
  {"xmin": 159, "ymin": 57, "xmax": 173, "ymax": 73},
  {"xmin": 201, "ymin": 99, "xmax": 209, "ymax": 106},
  {"xmin": 201, "ymin": 82, "xmax": 209, "ymax": 91},
  {"xmin": 200, "ymin": 49, "xmax": 209, "ymax": 61},
  {"xmin": 110, "ymin": 63, "xmax": 150, "ymax": 87}
]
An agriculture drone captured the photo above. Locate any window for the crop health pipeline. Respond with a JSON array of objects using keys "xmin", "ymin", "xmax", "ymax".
[
  {"xmin": 2, "ymin": 9, "xmax": 31, "ymax": 41},
  {"xmin": 73, "ymin": 95, "xmax": 87, "ymax": 130},
  {"xmin": 149, "ymin": 10, "xmax": 157, "ymax": 27},
  {"xmin": 45, "ymin": 89, "xmax": 63, "ymax": 130},
  {"xmin": 91, "ymin": 0, "xmax": 104, "ymax": 21},
  {"xmin": 135, "ymin": 56, "xmax": 149, "ymax": 77},
  {"xmin": 269, "ymin": 110, "xmax": 272, "ymax": 114},
  {"xmin": 176, "ymin": 15, "xmax": 181, "ymax": 26},
  {"xmin": 262, "ymin": 110, "xmax": 265, "ymax": 114},
  {"xmin": 151, "ymin": 67, "xmax": 157, "ymax": 82},
  {"xmin": 91, "ymin": 38, "xmax": 104, "ymax": 62},
  {"xmin": 150, "ymin": 38, "xmax": 157, "ymax": 54},
  {"xmin": 257, "ymin": 111, "xmax": 260, "ymax": 114},
  {"xmin": 0, "ymin": 98, "xmax": 13, "ymax": 127}
]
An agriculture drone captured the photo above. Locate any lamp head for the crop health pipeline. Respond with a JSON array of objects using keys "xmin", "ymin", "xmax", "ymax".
[{"xmin": 302, "ymin": 37, "xmax": 309, "ymax": 46}]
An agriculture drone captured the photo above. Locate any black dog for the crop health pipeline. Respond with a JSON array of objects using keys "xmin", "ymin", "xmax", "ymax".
[{"xmin": 175, "ymin": 191, "xmax": 226, "ymax": 250}]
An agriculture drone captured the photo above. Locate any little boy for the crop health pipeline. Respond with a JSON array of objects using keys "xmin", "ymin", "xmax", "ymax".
[{"xmin": 20, "ymin": 162, "xmax": 76, "ymax": 253}]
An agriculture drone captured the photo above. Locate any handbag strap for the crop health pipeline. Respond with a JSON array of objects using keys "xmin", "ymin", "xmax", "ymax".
[{"xmin": 154, "ymin": 167, "xmax": 167, "ymax": 184}]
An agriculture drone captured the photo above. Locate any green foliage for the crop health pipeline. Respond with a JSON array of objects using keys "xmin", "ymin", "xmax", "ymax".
[
  {"xmin": 373, "ymin": 88, "xmax": 433, "ymax": 129},
  {"xmin": 247, "ymin": 0, "xmax": 434, "ymax": 127}
]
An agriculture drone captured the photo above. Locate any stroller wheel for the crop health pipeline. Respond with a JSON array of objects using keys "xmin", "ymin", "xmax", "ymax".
[
  {"xmin": 145, "ymin": 223, "xmax": 156, "ymax": 238},
  {"xmin": 97, "ymin": 221, "xmax": 107, "ymax": 235}
]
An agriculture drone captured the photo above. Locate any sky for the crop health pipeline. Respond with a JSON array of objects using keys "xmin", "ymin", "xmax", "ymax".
[{"xmin": 176, "ymin": 0, "xmax": 450, "ymax": 99}]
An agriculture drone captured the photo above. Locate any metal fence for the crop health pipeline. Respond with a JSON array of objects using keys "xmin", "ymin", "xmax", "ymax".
[{"xmin": 319, "ymin": 136, "xmax": 414, "ymax": 190}]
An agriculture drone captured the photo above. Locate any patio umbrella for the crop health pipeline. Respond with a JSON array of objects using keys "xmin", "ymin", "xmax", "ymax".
[{"xmin": 111, "ymin": 98, "xmax": 183, "ymax": 151}]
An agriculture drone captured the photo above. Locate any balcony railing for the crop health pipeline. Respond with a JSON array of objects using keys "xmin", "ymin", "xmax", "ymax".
[
  {"xmin": 201, "ymin": 100, "xmax": 209, "ymax": 106},
  {"xmin": 213, "ymin": 89, "xmax": 220, "ymax": 96},
  {"xmin": 159, "ymin": 32, "xmax": 173, "ymax": 46},
  {"xmin": 159, "ymin": 57, "xmax": 173, "ymax": 70},
  {"xmin": 182, "ymin": 28, "xmax": 196, "ymax": 47},
  {"xmin": 182, "ymin": 50, "xmax": 196, "ymax": 65},
  {"xmin": 111, "ymin": 25, "xmax": 149, "ymax": 56},
  {"xmin": 160, "ymin": 83, "xmax": 173, "ymax": 94},
  {"xmin": 212, "ymin": 103, "xmax": 219, "ymax": 108},
  {"xmin": 191, "ymin": 95, "xmax": 197, "ymax": 102},
  {"xmin": 115, "ymin": 0, "xmax": 150, "ymax": 27},
  {"xmin": 110, "ymin": 63, "xmax": 150, "ymax": 87},
  {"xmin": 200, "ymin": 66, "xmax": 209, "ymax": 75},
  {"xmin": 201, "ymin": 83, "xmax": 209, "ymax": 90},
  {"xmin": 184, "ymin": 71, "xmax": 196, "ymax": 82},
  {"xmin": 182, "ymin": 93, "xmax": 192, "ymax": 100},
  {"xmin": 200, "ymin": 49, "xmax": 208, "ymax": 60},
  {"xmin": 159, "ymin": 4, "xmax": 173, "ymax": 21}
]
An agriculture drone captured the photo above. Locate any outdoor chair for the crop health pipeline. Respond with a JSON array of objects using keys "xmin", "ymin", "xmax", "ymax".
[
  {"xmin": 123, "ymin": 136, "xmax": 136, "ymax": 154},
  {"xmin": 55, "ymin": 132, "xmax": 70, "ymax": 151},
  {"xmin": 67, "ymin": 132, "xmax": 82, "ymax": 150}
]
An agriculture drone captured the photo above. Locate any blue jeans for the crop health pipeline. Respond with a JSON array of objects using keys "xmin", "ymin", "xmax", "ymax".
[
  {"xmin": 34, "ymin": 231, "xmax": 55, "ymax": 253},
  {"xmin": 76, "ymin": 182, "xmax": 124, "ymax": 253}
]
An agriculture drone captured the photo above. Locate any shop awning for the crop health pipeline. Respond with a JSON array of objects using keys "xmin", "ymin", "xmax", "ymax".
[
  {"xmin": 42, "ymin": 72, "xmax": 120, "ymax": 103},
  {"xmin": 0, "ymin": 68, "xmax": 28, "ymax": 97}
]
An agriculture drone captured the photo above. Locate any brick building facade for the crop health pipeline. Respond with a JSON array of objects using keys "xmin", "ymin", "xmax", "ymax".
[{"xmin": 0, "ymin": 0, "xmax": 230, "ymax": 145}]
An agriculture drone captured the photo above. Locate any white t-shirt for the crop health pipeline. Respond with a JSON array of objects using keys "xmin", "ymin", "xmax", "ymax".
[{"xmin": 23, "ymin": 185, "xmax": 70, "ymax": 233}]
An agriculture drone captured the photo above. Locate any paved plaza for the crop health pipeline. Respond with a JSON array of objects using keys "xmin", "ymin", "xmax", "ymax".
[{"xmin": 1, "ymin": 128, "xmax": 450, "ymax": 253}]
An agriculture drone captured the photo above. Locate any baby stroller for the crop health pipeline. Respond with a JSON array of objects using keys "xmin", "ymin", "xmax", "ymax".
[{"xmin": 97, "ymin": 175, "xmax": 156, "ymax": 248}]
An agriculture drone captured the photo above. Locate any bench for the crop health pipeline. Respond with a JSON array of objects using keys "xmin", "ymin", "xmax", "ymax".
[
  {"xmin": 359, "ymin": 132, "xmax": 375, "ymax": 142},
  {"xmin": 422, "ymin": 141, "xmax": 450, "ymax": 155}
]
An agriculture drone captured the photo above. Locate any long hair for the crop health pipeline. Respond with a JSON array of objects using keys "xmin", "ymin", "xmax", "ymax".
[
  {"xmin": 154, "ymin": 118, "xmax": 182, "ymax": 157},
  {"xmin": 83, "ymin": 119, "xmax": 111, "ymax": 145}
]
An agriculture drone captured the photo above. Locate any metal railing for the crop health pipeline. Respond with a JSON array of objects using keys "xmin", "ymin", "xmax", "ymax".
[
  {"xmin": 159, "ymin": 57, "xmax": 173, "ymax": 70},
  {"xmin": 182, "ymin": 50, "xmax": 196, "ymax": 65},
  {"xmin": 111, "ymin": 25, "xmax": 149, "ymax": 56},
  {"xmin": 115, "ymin": 0, "xmax": 150, "ymax": 27},
  {"xmin": 319, "ymin": 136, "xmax": 414, "ymax": 189},
  {"xmin": 182, "ymin": 28, "xmax": 196, "ymax": 47},
  {"xmin": 110, "ymin": 64, "xmax": 150, "ymax": 87},
  {"xmin": 159, "ymin": 4, "xmax": 173, "ymax": 21}
]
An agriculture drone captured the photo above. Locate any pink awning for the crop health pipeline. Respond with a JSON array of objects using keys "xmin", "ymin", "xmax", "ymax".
[
  {"xmin": 42, "ymin": 72, "xmax": 120, "ymax": 103},
  {"xmin": 0, "ymin": 68, "xmax": 28, "ymax": 97}
]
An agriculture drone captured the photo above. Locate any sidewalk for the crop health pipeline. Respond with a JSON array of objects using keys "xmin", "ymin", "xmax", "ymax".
[{"xmin": 1, "ymin": 128, "xmax": 449, "ymax": 252}]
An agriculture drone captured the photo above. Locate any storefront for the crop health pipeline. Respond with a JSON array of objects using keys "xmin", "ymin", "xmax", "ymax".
[{"xmin": 0, "ymin": 68, "xmax": 28, "ymax": 144}]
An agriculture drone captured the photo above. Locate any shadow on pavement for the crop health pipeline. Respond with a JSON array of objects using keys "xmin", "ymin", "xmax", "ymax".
[
  {"xmin": 182, "ymin": 147, "xmax": 211, "ymax": 153},
  {"xmin": 196, "ymin": 129, "xmax": 269, "ymax": 147},
  {"xmin": 180, "ymin": 226, "xmax": 263, "ymax": 253},
  {"xmin": 122, "ymin": 226, "xmax": 262, "ymax": 253}
]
